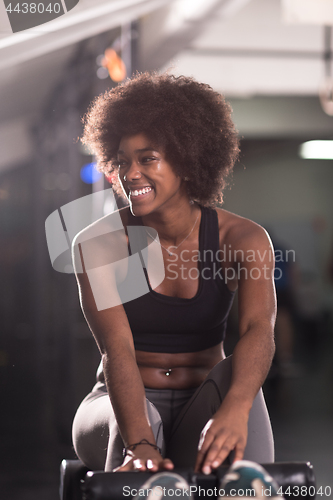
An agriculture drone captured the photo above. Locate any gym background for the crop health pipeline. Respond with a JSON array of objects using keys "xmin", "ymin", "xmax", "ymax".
[{"xmin": 0, "ymin": 1, "xmax": 332, "ymax": 499}]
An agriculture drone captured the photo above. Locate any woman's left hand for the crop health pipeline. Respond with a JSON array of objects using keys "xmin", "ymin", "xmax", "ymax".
[{"xmin": 194, "ymin": 401, "xmax": 249, "ymax": 474}]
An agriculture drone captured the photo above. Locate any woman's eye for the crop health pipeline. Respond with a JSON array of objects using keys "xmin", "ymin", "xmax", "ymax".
[
  {"xmin": 116, "ymin": 160, "xmax": 127, "ymax": 168},
  {"xmin": 141, "ymin": 157, "xmax": 156, "ymax": 164},
  {"xmin": 113, "ymin": 156, "xmax": 158, "ymax": 169}
]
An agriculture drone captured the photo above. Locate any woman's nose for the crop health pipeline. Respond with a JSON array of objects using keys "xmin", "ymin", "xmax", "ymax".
[{"xmin": 123, "ymin": 160, "xmax": 142, "ymax": 181}]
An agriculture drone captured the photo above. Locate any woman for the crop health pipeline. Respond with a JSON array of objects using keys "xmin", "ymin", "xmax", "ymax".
[{"xmin": 72, "ymin": 73, "xmax": 276, "ymax": 474}]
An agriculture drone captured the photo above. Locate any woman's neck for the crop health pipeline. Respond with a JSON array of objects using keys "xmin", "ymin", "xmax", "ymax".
[{"xmin": 141, "ymin": 201, "xmax": 201, "ymax": 247}]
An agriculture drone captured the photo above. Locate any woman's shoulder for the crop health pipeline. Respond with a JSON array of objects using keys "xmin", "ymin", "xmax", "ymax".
[
  {"xmin": 72, "ymin": 206, "xmax": 132, "ymax": 245},
  {"xmin": 71, "ymin": 206, "xmax": 133, "ymax": 274},
  {"xmin": 214, "ymin": 207, "xmax": 272, "ymax": 251}
]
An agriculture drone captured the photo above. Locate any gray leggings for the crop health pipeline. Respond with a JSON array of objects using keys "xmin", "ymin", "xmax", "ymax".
[{"xmin": 72, "ymin": 356, "xmax": 274, "ymax": 471}]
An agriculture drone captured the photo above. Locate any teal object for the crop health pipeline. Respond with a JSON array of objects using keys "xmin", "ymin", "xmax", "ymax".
[{"xmin": 220, "ymin": 460, "xmax": 282, "ymax": 498}]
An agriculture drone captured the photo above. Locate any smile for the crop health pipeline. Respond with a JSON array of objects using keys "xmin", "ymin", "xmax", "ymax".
[{"xmin": 129, "ymin": 186, "xmax": 153, "ymax": 198}]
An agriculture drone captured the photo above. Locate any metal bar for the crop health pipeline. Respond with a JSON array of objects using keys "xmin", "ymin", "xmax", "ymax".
[
  {"xmin": 184, "ymin": 46, "xmax": 324, "ymax": 60},
  {"xmin": 324, "ymin": 25, "xmax": 332, "ymax": 78}
]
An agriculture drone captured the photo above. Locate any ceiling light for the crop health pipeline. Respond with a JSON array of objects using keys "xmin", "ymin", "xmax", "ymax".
[
  {"xmin": 299, "ymin": 140, "xmax": 333, "ymax": 160},
  {"xmin": 102, "ymin": 48, "xmax": 126, "ymax": 82}
]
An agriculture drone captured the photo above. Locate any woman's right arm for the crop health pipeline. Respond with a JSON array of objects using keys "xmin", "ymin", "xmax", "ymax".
[{"xmin": 72, "ymin": 232, "xmax": 173, "ymax": 472}]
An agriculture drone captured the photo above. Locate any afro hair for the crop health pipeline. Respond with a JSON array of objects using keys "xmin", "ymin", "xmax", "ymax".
[{"xmin": 81, "ymin": 72, "xmax": 239, "ymax": 207}]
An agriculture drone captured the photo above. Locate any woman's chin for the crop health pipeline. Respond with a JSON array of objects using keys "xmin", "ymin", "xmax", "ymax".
[{"xmin": 129, "ymin": 203, "xmax": 150, "ymax": 218}]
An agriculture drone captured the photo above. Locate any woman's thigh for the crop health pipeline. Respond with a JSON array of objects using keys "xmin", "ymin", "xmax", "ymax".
[
  {"xmin": 167, "ymin": 356, "xmax": 274, "ymax": 467},
  {"xmin": 72, "ymin": 383, "xmax": 164, "ymax": 471},
  {"xmin": 72, "ymin": 385, "xmax": 112, "ymax": 470}
]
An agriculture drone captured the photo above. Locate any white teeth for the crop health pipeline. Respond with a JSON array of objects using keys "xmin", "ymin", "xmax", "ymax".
[{"xmin": 131, "ymin": 187, "xmax": 152, "ymax": 197}]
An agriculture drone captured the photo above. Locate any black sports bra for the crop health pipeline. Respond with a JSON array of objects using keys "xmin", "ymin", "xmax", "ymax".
[{"xmin": 122, "ymin": 206, "xmax": 236, "ymax": 353}]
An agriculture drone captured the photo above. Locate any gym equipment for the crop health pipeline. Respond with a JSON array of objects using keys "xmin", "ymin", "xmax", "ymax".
[
  {"xmin": 220, "ymin": 460, "xmax": 282, "ymax": 498},
  {"xmin": 131, "ymin": 472, "xmax": 195, "ymax": 500},
  {"xmin": 60, "ymin": 459, "xmax": 316, "ymax": 500}
]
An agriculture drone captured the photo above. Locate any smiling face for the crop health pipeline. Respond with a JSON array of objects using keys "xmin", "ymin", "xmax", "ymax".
[{"xmin": 117, "ymin": 133, "xmax": 188, "ymax": 217}]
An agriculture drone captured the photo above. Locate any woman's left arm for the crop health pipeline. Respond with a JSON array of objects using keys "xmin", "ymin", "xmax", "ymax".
[{"xmin": 194, "ymin": 223, "xmax": 276, "ymax": 474}]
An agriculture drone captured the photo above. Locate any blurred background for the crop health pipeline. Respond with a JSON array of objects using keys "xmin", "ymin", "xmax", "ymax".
[{"xmin": 0, "ymin": 0, "xmax": 332, "ymax": 498}]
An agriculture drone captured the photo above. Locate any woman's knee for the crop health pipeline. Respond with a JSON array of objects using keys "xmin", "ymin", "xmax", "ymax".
[
  {"xmin": 72, "ymin": 392, "xmax": 165, "ymax": 470},
  {"xmin": 72, "ymin": 394, "xmax": 112, "ymax": 470},
  {"xmin": 72, "ymin": 420, "xmax": 108, "ymax": 470}
]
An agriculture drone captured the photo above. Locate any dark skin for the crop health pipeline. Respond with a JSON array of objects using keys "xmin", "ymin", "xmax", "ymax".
[{"xmin": 73, "ymin": 133, "xmax": 276, "ymax": 474}]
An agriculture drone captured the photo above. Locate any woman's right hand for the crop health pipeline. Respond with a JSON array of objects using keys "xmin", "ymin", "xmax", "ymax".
[{"xmin": 114, "ymin": 447, "xmax": 174, "ymax": 472}]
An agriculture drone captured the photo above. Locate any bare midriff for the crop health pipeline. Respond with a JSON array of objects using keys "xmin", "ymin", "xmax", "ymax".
[{"xmin": 136, "ymin": 343, "xmax": 225, "ymax": 389}]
